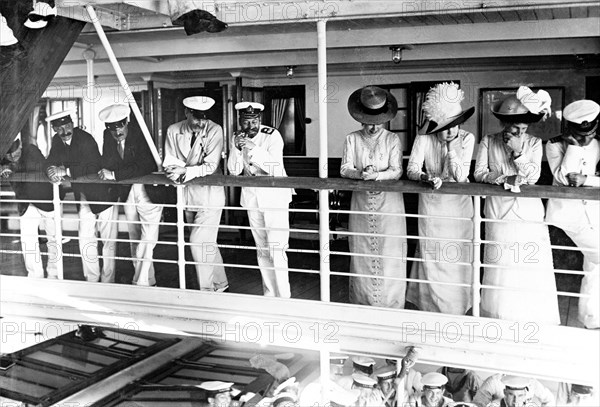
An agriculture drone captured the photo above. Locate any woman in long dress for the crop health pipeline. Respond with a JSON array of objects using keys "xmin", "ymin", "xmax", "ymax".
[
  {"xmin": 474, "ymin": 86, "xmax": 560, "ymax": 325},
  {"xmin": 341, "ymin": 86, "xmax": 406, "ymax": 308},
  {"xmin": 406, "ymin": 82, "xmax": 475, "ymax": 315}
]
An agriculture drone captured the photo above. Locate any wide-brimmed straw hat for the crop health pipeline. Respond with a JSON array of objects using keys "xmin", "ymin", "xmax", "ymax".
[
  {"xmin": 348, "ymin": 86, "xmax": 398, "ymax": 125},
  {"xmin": 492, "ymin": 86, "xmax": 552, "ymax": 124},
  {"xmin": 422, "ymin": 82, "xmax": 474, "ymax": 134}
]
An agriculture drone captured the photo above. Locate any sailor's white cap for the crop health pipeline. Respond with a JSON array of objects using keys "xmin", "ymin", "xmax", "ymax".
[{"xmin": 98, "ymin": 104, "xmax": 130, "ymax": 123}]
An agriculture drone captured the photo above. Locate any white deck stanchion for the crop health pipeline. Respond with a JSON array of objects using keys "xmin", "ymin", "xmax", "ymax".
[
  {"xmin": 472, "ymin": 195, "xmax": 482, "ymax": 317},
  {"xmin": 317, "ymin": 19, "xmax": 331, "ymax": 304},
  {"xmin": 176, "ymin": 185, "xmax": 186, "ymax": 289},
  {"xmin": 52, "ymin": 183, "xmax": 64, "ymax": 280}
]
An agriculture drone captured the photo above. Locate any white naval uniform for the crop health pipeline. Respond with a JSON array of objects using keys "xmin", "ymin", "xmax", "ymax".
[
  {"xmin": 545, "ymin": 138, "xmax": 600, "ymax": 328},
  {"xmin": 411, "ymin": 395, "xmax": 454, "ymax": 407},
  {"xmin": 394, "ymin": 370, "xmax": 424, "ymax": 407},
  {"xmin": 78, "ymin": 196, "xmax": 119, "ymax": 283},
  {"xmin": 165, "ymin": 119, "xmax": 228, "ymax": 291},
  {"xmin": 54, "ymin": 137, "xmax": 119, "ymax": 283},
  {"xmin": 124, "ymin": 184, "xmax": 162, "ymax": 286},
  {"xmin": 20, "ymin": 205, "xmax": 59, "ymax": 278},
  {"xmin": 227, "ymin": 124, "xmax": 292, "ymax": 298},
  {"xmin": 472, "ymin": 373, "xmax": 555, "ymax": 407}
]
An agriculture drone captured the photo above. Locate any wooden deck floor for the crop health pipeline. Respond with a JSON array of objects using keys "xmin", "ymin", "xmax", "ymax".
[{"xmin": 0, "ymin": 225, "xmax": 585, "ymax": 328}]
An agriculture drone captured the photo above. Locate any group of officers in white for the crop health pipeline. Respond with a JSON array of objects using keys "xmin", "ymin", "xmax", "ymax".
[
  {"xmin": 1, "ymin": 85, "xmax": 599, "ymax": 329},
  {"xmin": 162, "ymin": 96, "xmax": 292, "ymax": 296},
  {"xmin": 1, "ymin": 96, "xmax": 292, "ymax": 297},
  {"xmin": 188, "ymin": 350, "xmax": 596, "ymax": 407}
]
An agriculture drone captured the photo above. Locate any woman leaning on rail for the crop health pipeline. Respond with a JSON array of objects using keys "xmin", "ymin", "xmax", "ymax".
[
  {"xmin": 473, "ymin": 86, "xmax": 560, "ymax": 325},
  {"xmin": 340, "ymin": 86, "xmax": 407, "ymax": 308},
  {"xmin": 405, "ymin": 82, "xmax": 475, "ymax": 315}
]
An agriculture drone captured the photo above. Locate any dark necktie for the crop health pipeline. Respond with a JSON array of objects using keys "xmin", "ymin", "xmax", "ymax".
[
  {"xmin": 64, "ymin": 141, "xmax": 71, "ymax": 158},
  {"xmin": 191, "ymin": 132, "xmax": 198, "ymax": 149}
]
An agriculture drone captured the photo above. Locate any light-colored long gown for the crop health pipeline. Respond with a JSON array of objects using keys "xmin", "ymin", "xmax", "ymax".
[
  {"xmin": 474, "ymin": 132, "xmax": 560, "ymax": 325},
  {"xmin": 406, "ymin": 129, "xmax": 475, "ymax": 314},
  {"xmin": 340, "ymin": 128, "xmax": 407, "ymax": 308}
]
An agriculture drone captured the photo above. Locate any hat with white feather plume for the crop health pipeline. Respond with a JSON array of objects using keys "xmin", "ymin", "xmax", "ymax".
[{"xmin": 422, "ymin": 82, "xmax": 475, "ymax": 134}]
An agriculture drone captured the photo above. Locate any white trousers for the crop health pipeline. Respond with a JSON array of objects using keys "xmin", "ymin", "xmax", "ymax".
[
  {"xmin": 124, "ymin": 185, "xmax": 163, "ymax": 286},
  {"xmin": 562, "ymin": 222, "xmax": 600, "ymax": 328},
  {"xmin": 78, "ymin": 196, "xmax": 119, "ymax": 283},
  {"xmin": 246, "ymin": 207, "xmax": 291, "ymax": 298},
  {"xmin": 186, "ymin": 208, "xmax": 228, "ymax": 291},
  {"xmin": 19, "ymin": 205, "xmax": 58, "ymax": 278}
]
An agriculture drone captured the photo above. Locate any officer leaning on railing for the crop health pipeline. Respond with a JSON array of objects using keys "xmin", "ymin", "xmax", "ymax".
[
  {"xmin": 545, "ymin": 99, "xmax": 600, "ymax": 329},
  {"xmin": 97, "ymin": 103, "xmax": 165, "ymax": 287},
  {"xmin": 1, "ymin": 137, "xmax": 57, "ymax": 279}
]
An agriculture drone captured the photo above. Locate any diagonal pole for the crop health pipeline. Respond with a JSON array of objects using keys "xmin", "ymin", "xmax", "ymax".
[{"xmin": 85, "ymin": 5, "xmax": 162, "ymax": 170}]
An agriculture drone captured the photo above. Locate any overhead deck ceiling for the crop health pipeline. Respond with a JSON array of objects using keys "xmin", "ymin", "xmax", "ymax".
[
  {"xmin": 58, "ymin": 0, "xmax": 599, "ymax": 30},
  {"xmin": 52, "ymin": 1, "xmax": 600, "ymax": 83}
]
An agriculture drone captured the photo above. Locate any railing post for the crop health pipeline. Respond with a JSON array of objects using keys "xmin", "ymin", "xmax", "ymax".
[
  {"xmin": 320, "ymin": 348, "xmax": 331, "ymax": 406},
  {"xmin": 52, "ymin": 183, "xmax": 64, "ymax": 280},
  {"xmin": 176, "ymin": 185, "xmax": 186, "ymax": 289},
  {"xmin": 472, "ymin": 195, "xmax": 482, "ymax": 317},
  {"xmin": 317, "ymin": 19, "xmax": 331, "ymax": 303}
]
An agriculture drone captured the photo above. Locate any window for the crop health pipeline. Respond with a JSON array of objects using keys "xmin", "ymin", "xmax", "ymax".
[
  {"xmin": 95, "ymin": 342, "xmax": 315, "ymax": 406},
  {"xmin": 381, "ymin": 81, "xmax": 462, "ymax": 153},
  {"xmin": 379, "ymin": 85, "xmax": 410, "ymax": 153},
  {"xmin": 263, "ymin": 85, "xmax": 307, "ymax": 156},
  {"xmin": 0, "ymin": 326, "xmax": 177, "ymax": 406}
]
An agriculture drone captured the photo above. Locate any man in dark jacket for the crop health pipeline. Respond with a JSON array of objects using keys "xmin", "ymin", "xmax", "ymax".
[
  {"xmin": 45, "ymin": 111, "xmax": 118, "ymax": 283},
  {"xmin": 1, "ymin": 138, "xmax": 58, "ymax": 278},
  {"xmin": 97, "ymin": 104, "xmax": 163, "ymax": 286}
]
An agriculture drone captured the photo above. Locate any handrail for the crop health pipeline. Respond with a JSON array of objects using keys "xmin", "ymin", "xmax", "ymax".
[{"xmin": 6, "ymin": 171, "xmax": 600, "ymax": 201}]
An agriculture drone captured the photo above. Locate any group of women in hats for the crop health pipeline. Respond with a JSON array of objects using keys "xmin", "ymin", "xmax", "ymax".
[{"xmin": 341, "ymin": 82, "xmax": 573, "ymax": 326}]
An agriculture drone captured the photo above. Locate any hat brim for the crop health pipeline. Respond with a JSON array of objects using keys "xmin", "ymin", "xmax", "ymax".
[
  {"xmin": 566, "ymin": 112, "xmax": 600, "ymax": 132},
  {"xmin": 425, "ymin": 106, "xmax": 475, "ymax": 134},
  {"xmin": 491, "ymin": 100, "xmax": 543, "ymax": 123},
  {"xmin": 348, "ymin": 88, "xmax": 398, "ymax": 125},
  {"xmin": 24, "ymin": 19, "xmax": 47, "ymax": 29}
]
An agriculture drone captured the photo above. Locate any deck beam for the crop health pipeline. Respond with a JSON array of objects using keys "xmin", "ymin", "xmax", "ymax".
[{"xmin": 1, "ymin": 275, "xmax": 597, "ymax": 385}]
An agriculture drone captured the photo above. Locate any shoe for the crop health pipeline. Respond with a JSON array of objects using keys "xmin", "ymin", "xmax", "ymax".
[
  {"xmin": 214, "ymin": 285, "xmax": 229, "ymax": 293},
  {"xmin": 46, "ymin": 275, "xmax": 58, "ymax": 279},
  {"xmin": 132, "ymin": 281, "xmax": 157, "ymax": 287}
]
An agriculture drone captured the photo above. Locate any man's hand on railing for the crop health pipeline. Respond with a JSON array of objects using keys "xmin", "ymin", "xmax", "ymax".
[
  {"xmin": 46, "ymin": 165, "xmax": 66, "ymax": 184},
  {"xmin": 164, "ymin": 164, "xmax": 187, "ymax": 183},
  {"xmin": 0, "ymin": 165, "xmax": 13, "ymax": 178},
  {"xmin": 97, "ymin": 168, "xmax": 116, "ymax": 181}
]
